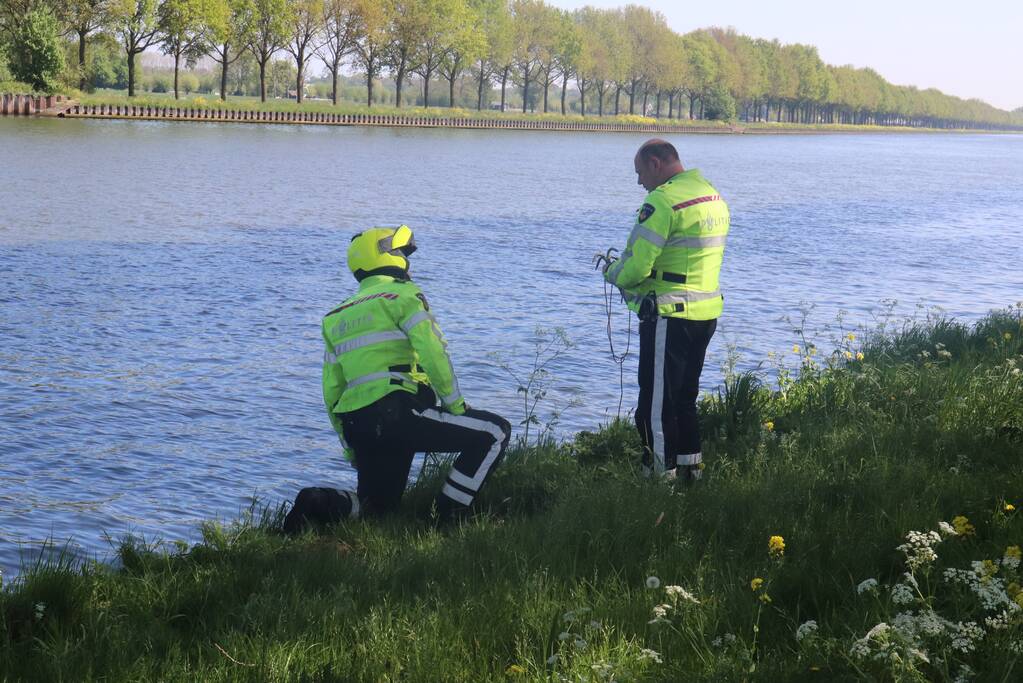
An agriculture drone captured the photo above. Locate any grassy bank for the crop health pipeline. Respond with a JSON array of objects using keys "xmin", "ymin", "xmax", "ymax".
[{"xmin": 2, "ymin": 307, "xmax": 1022, "ymax": 681}]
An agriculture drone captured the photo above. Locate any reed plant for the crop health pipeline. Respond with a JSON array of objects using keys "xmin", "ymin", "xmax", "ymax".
[{"xmin": 1, "ymin": 306, "xmax": 1021, "ymax": 681}]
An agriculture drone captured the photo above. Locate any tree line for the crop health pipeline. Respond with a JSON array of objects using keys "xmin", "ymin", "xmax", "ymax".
[{"xmin": 1, "ymin": 0, "xmax": 1021, "ymax": 129}]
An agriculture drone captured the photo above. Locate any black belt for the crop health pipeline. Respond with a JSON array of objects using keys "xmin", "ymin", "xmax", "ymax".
[{"xmin": 649, "ymin": 269, "xmax": 687, "ymax": 283}]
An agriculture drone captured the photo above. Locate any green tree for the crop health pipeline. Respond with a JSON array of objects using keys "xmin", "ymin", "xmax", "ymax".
[
  {"xmin": 437, "ymin": 0, "xmax": 484, "ymax": 107},
  {"xmin": 468, "ymin": 0, "xmax": 511, "ymax": 111},
  {"xmin": 351, "ymin": 0, "xmax": 390, "ymax": 106},
  {"xmin": 510, "ymin": 0, "xmax": 545, "ymax": 113},
  {"xmin": 61, "ymin": 0, "xmax": 112, "ymax": 90},
  {"xmin": 158, "ymin": 0, "xmax": 208, "ymax": 99},
  {"xmin": 409, "ymin": 0, "xmax": 463, "ymax": 106},
  {"xmin": 205, "ymin": 0, "xmax": 250, "ymax": 101},
  {"xmin": 384, "ymin": 0, "xmax": 424, "ymax": 107},
  {"xmin": 244, "ymin": 0, "xmax": 289, "ymax": 102},
  {"xmin": 5, "ymin": 5, "xmax": 65, "ymax": 91},
  {"xmin": 316, "ymin": 0, "xmax": 358, "ymax": 105},
  {"xmin": 282, "ymin": 0, "xmax": 323, "ymax": 103},
  {"xmin": 110, "ymin": 0, "xmax": 160, "ymax": 96}
]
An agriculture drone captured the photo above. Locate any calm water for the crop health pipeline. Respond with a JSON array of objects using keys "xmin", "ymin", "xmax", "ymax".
[{"xmin": 1, "ymin": 119, "xmax": 1021, "ymax": 577}]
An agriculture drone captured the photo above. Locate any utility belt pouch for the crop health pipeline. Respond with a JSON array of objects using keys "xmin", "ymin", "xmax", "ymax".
[{"xmin": 638, "ymin": 291, "xmax": 659, "ymax": 323}]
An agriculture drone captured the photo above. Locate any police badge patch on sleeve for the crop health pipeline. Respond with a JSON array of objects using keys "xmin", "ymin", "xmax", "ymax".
[
  {"xmin": 638, "ymin": 203, "xmax": 656, "ymax": 223},
  {"xmin": 416, "ymin": 293, "xmax": 430, "ymax": 311}
]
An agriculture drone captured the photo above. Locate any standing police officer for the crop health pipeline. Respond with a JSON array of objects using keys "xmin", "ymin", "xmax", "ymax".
[
  {"xmin": 603, "ymin": 140, "xmax": 729, "ymax": 481},
  {"xmin": 305, "ymin": 225, "xmax": 511, "ymax": 524}
]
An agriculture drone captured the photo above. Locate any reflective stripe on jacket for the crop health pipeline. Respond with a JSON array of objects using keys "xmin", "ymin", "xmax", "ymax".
[
  {"xmin": 322, "ymin": 275, "xmax": 465, "ymax": 441},
  {"xmin": 605, "ymin": 169, "xmax": 729, "ymax": 320}
]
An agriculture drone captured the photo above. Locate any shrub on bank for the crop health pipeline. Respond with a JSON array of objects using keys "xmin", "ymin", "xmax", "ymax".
[{"xmin": 1, "ymin": 306, "xmax": 1021, "ymax": 681}]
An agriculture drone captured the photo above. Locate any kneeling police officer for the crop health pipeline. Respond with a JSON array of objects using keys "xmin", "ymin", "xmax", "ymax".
[{"xmin": 289, "ymin": 225, "xmax": 511, "ymax": 527}]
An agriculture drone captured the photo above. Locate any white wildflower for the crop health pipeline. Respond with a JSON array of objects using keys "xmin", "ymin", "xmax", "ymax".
[
  {"xmin": 950, "ymin": 621, "xmax": 984, "ymax": 653},
  {"xmin": 891, "ymin": 583, "xmax": 916, "ymax": 606},
  {"xmin": 857, "ymin": 578, "xmax": 879, "ymax": 595},
  {"xmin": 558, "ymin": 631, "xmax": 571, "ymax": 641},
  {"xmin": 547, "ymin": 654, "xmax": 560, "ymax": 666},
  {"xmin": 34, "ymin": 602, "xmax": 46, "ymax": 619},
  {"xmin": 710, "ymin": 636, "xmax": 722, "ymax": 648},
  {"xmin": 587, "ymin": 620, "xmax": 602, "ymax": 631},
  {"xmin": 652, "ymin": 603, "xmax": 671, "ymax": 619},
  {"xmin": 897, "ymin": 530, "xmax": 942, "ymax": 570},
  {"xmin": 645, "ymin": 576, "xmax": 661, "ymax": 589},
  {"xmin": 664, "ymin": 585, "xmax": 700, "ymax": 603},
  {"xmin": 795, "ymin": 620, "xmax": 818, "ymax": 642},
  {"xmin": 1003, "ymin": 554, "xmax": 1021, "ymax": 571},
  {"xmin": 637, "ymin": 648, "xmax": 662, "ymax": 664},
  {"xmin": 1010, "ymin": 640, "xmax": 1023, "ymax": 655},
  {"xmin": 985, "ymin": 605, "xmax": 1020, "ymax": 630},
  {"xmin": 562, "ymin": 610, "xmax": 576, "ymax": 623},
  {"xmin": 953, "ymin": 664, "xmax": 976, "ymax": 683},
  {"xmin": 939, "ymin": 521, "xmax": 957, "ymax": 536},
  {"xmin": 573, "ymin": 638, "xmax": 587, "ymax": 651}
]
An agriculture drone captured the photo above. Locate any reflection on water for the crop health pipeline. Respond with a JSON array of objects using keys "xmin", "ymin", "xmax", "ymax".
[{"xmin": 1, "ymin": 118, "xmax": 1021, "ymax": 576}]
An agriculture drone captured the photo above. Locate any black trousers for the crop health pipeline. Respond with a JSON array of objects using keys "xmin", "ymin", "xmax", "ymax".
[
  {"xmin": 340, "ymin": 388, "xmax": 511, "ymax": 517},
  {"xmin": 636, "ymin": 316, "xmax": 717, "ymax": 474}
]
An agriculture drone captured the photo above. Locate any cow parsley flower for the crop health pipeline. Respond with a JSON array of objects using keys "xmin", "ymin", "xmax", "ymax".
[
  {"xmin": 795, "ymin": 620, "xmax": 818, "ymax": 642},
  {"xmin": 857, "ymin": 578, "xmax": 879, "ymax": 595}
]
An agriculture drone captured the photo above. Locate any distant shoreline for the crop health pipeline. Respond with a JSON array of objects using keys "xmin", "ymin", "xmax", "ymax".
[
  {"xmin": 3, "ymin": 93, "xmax": 1018, "ymax": 135},
  {"xmin": 51, "ymin": 106, "xmax": 1023, "ymax": 136}
]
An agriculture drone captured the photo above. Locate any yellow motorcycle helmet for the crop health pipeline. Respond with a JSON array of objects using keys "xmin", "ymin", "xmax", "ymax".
[{"xmin": 347, "ymin": 225, "xmax": 417, "ymax": 281}]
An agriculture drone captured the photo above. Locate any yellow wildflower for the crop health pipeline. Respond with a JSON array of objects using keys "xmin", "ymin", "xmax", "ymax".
[
  {"xmin": 506, "ymin": 664, "xmax": 526, "ymax": 675},
  {"xmin": 763, "ymin": 421, "xmax": 775, "ymax": 432},
  {"xmin": 846, "ymin": 333, "xmax": 856, "ymax": 341},
  {"xmin": 856, "ymin": 352, "xmax": 865, "ymax": 361},
  {"xmin": 981, "ymin": 559, "xmax": 999, "ymax": 581},
  {"xmin": 1016, "ymin": 593, "xmax": 1023, "ymax": 610},
  {"xmin": 1006, "ymin": 503, "xmax": 1016, "ymax": 513},
  {"xmin": 952, "ymin": 516, "xmax": 975, "ymax": 537},
  {"xmin": 769, "ymin": 535, "xmax": 786, "ymax": 558},
  {"xmin": 750, "ymin": 577, "xmax": 764, "ymax": 592},
  {"xmin": 792, "ymin": 344, "xmax": 800, "ymax": 354},
  {"xmin": 809, "ymin": 346, "xmax": 817, "ymax": 356},
  {"xmin": 844, "ymin": 351, "xmax": 853, "ymax": 360},
  {"xmin": 1005, "ymin": 332, "xmax": 1013, "ymax": 341},
  {"xmin": 1008, "ymin": 582, "xmax": 1021, "ymax": 599},
  {"xmin": 1007, "ymin": 546, "xmax": 1022, "ymax": 561},
  {"xmin": 758, "ymin": 593, "xmax": 773, "ymax": 604}
]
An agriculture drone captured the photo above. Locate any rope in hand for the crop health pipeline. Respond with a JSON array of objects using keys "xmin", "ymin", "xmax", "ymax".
[{"xmin": 593, "ymin": 248, "xmax": 631, "ymax": 418}]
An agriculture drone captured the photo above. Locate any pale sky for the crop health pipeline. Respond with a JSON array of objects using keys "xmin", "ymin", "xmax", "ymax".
[{"xmin": 549, "ymin": 0, "xmax": 1023, "ymax": 112}]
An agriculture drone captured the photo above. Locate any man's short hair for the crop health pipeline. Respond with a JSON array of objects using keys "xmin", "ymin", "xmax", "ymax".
[{"xmin": 638, "ymin": 140, "xmax": 679, "ymax": 164}]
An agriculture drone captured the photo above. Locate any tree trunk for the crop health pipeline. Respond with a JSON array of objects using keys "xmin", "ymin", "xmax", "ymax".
[
  {"xmin": 689, "ymin": 93, "xmax": 695, "ymax": 119},
  {"xmin": 448, "ymin": 74, "xmax": 455, "ymax": 106},
  {"xmin": 259, "ymin": 59, "xmax": 267, "ymax": 102},
  {"xmin": 366, "ymin": 60, "xmax": 374, "ymax": 106},
  {"xmin": 331, "ymin": 66, "xmax": 339, "ymax": 105},
  {"xmin": 597, "ymin": 85, "xmax": 604, "ymax": 116},
  {"xmin": 477, "ymin": 65, "xmax": 486, "ymax": 110},
  {"xmin": 220, "ymin": 47, "xmax": 229, "ymax": 100},
  {"xmin": 423, "ymin": 71, "xmax": 431, "ymax": 106},
  {"xmin": 542, "ymin": 77, "xmax": 549, "ymax": 113},
  {"xmin": 579, "ymin": 82, "xmax": 586, "ymax": 116},
  {"xmin": 642, "ymin": 85, "xmax": 649, "ymax": 114},
  {"xmin": 395, "ymin": 56, "xmax": 407, "ymax": 108},
  {"xmin": 500, "ymin": 67, "xmax": 508, "ymax": 111},
  {"xmin": 296, "ymin": 55, "xmax": 304, "ymax": 103},
  {"xmin": 521, "ymin": 66, "xmax": 529, "ymax": 113},
  {"xmin": 614, "ymin": 86, "xmax": 621, "ymax": 115},
  {"xmin": 173, "ymin": 52, "xmax": 180, "ymax": 99},
  {"xmin": 668, "ymin": 92, "xmax": 673, "ymax": 119},
  {"xmin": 654, "ymin": 91, "xmax": 661, "ymax": 118},
  {"xmin": 127, "ymin": 50, "xmax": 136, "ymax": 97},
  {"xmin": 77, "ymin": 29, "xmax": 88, "ymax": 90},
  {"xmin": 560, "ymin": 71, "xmax": 569, "ymax": 115}
]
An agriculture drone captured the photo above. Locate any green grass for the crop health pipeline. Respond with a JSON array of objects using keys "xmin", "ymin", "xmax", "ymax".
[{"xmin": 2, "ymin": 306, "xmax": 1022, "ymax": 681}]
